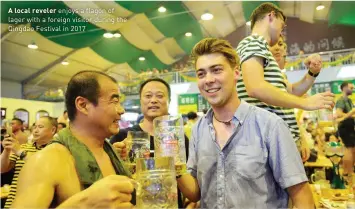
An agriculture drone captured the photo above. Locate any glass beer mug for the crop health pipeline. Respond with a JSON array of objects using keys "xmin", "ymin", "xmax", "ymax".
[
  {"xmin": 153, "ymin": 115, "xmax": 186, "ymax": 175},
  {"xmin": 136, "ymin": 157, "xmax": 178, "ymax": 209},
  {"xmin": 125, "ymin": 131, "xmax": 150, "ymax": 174}
]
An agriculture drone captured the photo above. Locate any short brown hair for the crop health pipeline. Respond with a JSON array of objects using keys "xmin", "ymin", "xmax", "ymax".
[
  {"xmin": 250, "ymin": 2, "xmax": 286, "ymax": 29},
  {"xmin": 191, "ymin": 38, "xmax": 240, "ymax": 69}
]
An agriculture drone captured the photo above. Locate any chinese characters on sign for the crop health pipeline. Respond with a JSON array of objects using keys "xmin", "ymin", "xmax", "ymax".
[
  {"xmin": 289, "ymin": 36, "xmax": 345, "ymax": 55},
  {"xmin": 178, "ymin": 94, "xmax": 210, "ymax": 114}
]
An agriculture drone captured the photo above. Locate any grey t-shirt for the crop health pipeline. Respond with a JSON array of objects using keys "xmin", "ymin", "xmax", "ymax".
[{"xmin": 336, "ymin": 96, "xmax": 354, "ymax": 127}]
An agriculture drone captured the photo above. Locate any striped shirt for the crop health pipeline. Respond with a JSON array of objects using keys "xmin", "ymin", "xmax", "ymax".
[
  {"xmin": 4, "ymin": 143, "xmax": 45, "ymax": 208},
  {"xmin": 236, "ymin": 35, "xmax": 300, "ymax": 141}
]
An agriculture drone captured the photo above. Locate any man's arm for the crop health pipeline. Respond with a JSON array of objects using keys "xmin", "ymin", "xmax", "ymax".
[
  {"xmin": 288, "ymin": 73, "xmax": 316, "ymax": 96},
  {"xmin": 177, "ymin": 128, "xmax": 200, "ymax": 202},
  {"xmin": 267, "ymin": 119, "xmax": 314, "ymax": 208},
  {"xmin": 335, "ymin": 108, "xmax": 355, "ymax": 123},
  {"xmin": 1, "ymin": 135, "xmax": 22, "ymax": 173},
  {"xmin": 13, "ymin": 143, "xmax": 135, "ymax": 209},
  {"xmin": 241, "ymin": 57, "xmax": 334, "ymax": 110},
  {"xmin": 177, "ymin": 174, "xmax": 200, "ymax": 202},
  {"xmin": 288, "ymin": 54, "xmax": 322, "ymax": 96},
  {"xmin": 287, "ymin": 182, "xmax": 314, "ymax": 209},
  {"xmin": 12, "ymin": 144, "xmax": 73, "ymax": 208},
  {"xmin": 0, "ymin": 149, "xmax": 15, "ymax": 173}
]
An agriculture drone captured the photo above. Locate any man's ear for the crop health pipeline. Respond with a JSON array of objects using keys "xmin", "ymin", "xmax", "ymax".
[
  {"xmin": 234, "ymin": 65, "xmax": 240, "ymax": 82},
  {"xmin": 51, "ymin": 126, "xmax": 57, "ymax": 135},
  {"xmin": 75, "ymin": 96, "xmax": 90, "ymax": 117}
]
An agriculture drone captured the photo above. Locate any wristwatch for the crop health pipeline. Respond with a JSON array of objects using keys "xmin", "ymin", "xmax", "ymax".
[
  {"xmin": 308, "ymin": 70, "xmax": 319, "ymax": 78},
  {"xmin": 19, "ymin": 150, "xmax": 27, "ymax": 160}
]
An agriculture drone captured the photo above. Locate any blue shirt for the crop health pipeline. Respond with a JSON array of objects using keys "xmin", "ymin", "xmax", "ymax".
[{"xmin": 187, "ymin": 101, "xmax": 308, "ymax": 209}]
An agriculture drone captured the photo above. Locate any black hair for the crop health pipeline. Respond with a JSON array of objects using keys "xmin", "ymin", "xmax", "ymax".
[
  {"xmin": 65, "ymin": 70, "xmax": 117, "ymax": 121},
  {"xmin": 325, "ymin": 132, "xmax": 338, "ymax": 142},
  {"xmin": 187, "ymin": 112, "xmax": 198, "ymax": 120},
  {"xmin": 12, "ymin": 118, "xmax": 23, "ymax": 125},
  {"xmin": 58, "ymin": 122, "xmax": 67, "ymax": 128},
  {"xmin": 139, "ymin": 77, "xmax": 171, "ymax": 101},
  {"xmin": 63, "ymin": 110, "xmax": 67, "ymax": 114},
  {"xmin": 340, "ymin": 81, "xmax": 351, "ymax": 91},
  {"xmin": 39, "ymin": 116, "xmax": 58, "ymax": 132}
]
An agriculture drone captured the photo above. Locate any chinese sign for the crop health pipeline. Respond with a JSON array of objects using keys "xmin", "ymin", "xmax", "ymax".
[
  {"xmin": 197, "ymin": 94, "xmax": 211, "ymax": 112},
  {"xmin": 289, "ymin": 36, "xmax": 346, "ymax": 55},
  {"xmin": 178, "ymin": 94, "xmax": 198, "ymax": 114},
  {"xmin": 311, "ymin": 82, "xmax": 332, "ymax": 95},
  {"xmin": 311, "ymin": 80, "xmax": 355, "ymax": 102},
  {"xmin": 330, "ymin": 80, "xmax": 355, "ymax": 94},
  {"xmin": 178, "ymin": 94, "xmax": 210, "ymax": 114}
]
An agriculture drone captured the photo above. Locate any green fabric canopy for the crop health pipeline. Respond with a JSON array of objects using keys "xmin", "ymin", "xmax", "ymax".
[
  {"xmin": 328, "ymin": 1, "xmax": 355, "ymax": 26},
  {"xmin": 1, "ymin": 1, "xmax": 204, "ymax": 72},
  {"xmin": 2, "ymin": 1, "xmax": 354, "ymax": 73}
]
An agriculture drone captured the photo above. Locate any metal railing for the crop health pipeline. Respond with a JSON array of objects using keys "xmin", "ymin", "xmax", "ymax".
[
  {"xmin": 285, "ymin": 48, "xmax": 355, "ymax": 71},
  {"xmin": 116, "ymin": 49, "xmax": 355, "ymax": 95}
]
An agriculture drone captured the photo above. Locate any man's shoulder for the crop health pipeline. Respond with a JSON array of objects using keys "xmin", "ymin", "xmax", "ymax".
[
  {"xmin": 336, "ymin": 96, "xmax": 346, "ymax": 103},
  {"xmin": 335, "ymin": 96, "xmax": 346, "ymax": 108},
  {"xmin": 191, "ymin": 115, "xmax": 209, "ymax": 135},
  {"xmin": 34, "ymin": 143, "xmax": 74, "ymax": 164},
  {"xmin": 247, "ymin": 105, "xmax": 284, "ymax": 125},
  {"xmin": 237, "ymin": 35, "xmax": 266, "ymax": 50}
]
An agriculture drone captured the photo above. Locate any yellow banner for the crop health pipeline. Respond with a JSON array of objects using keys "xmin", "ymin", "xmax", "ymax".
[{"xmin": 178, "ymin": 104, "xmax": 198, "ymax": 114}]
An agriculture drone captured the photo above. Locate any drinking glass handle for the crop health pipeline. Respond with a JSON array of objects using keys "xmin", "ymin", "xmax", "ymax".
[{"xmin": 311, "ymin": 174, "xmax": 316, "ymax": 183}]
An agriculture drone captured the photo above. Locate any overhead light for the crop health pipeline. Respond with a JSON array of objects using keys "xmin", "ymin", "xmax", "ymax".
[
  {"xmin": 246, "ymin": 21, "xmax": 251, "ymax": 26},
  {"xmin": 139, "ymin": 57, "xmax": 145, "ymax": 61},
  {"xmin": 132, "ymin": 105, "xmax": 140, "ymax": 109},
  {"xmin": 113, "ymin": 33, "xmax": 121, "ymax": 38},
  {"xmin": 61, "ymin": 61, "xmax": 69, "ymax": 65},
  {"xmin": 158, "ymin": 6, "xmax": 166, "ymax": 13},
  {"xmin": 103, "ymin": 32, "xmax": 114, "ymax": 38},
  {"xmin": 28, "ymin": 42, "xmax": 38, "ymax": 49},
  {"xmin": 316, "ymin": 4, "xmax": 325, "ymax": 11},
  {"xmin": 201, "ymin": 12, "xmax": 213, "ymax": 21},
  {"xmin": 185, "ymin": 32, "xmax": 192, "ymax": 37}
]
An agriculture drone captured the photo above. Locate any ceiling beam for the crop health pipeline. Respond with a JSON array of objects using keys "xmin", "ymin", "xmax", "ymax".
[
  {"xmin": 299, "ymin": 1, "xmax": 316, "ymax": 23},
  {"xmin": 1, "ymin": 29, "xmax": 13, "ymax": 42},
  {"xmin": 1, "ymin": 25, "xmax": 21, "ymax": 42},
  {"xmin": 1, "ymin": 60, "xmax": 38, "ymax": 71},
  {"xmin": 181, "ymin": 2, "xmax": 212, "ymax": 37},
  {"xmin": 21, "ymin": 49, "xmax": 79, "ymax": 85},
  {"xmin": 225, "ymin": 2, "xmax": 239, "ymax": 30},
  {"xmin": 103, "ymin": 64, "xmax": 117, "ymax": 73}
]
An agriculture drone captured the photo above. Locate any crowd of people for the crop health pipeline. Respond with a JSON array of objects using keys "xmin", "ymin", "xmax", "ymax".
[{"xmin": 1, "ymin": 2, "xmax": 354, "ymax": 209}]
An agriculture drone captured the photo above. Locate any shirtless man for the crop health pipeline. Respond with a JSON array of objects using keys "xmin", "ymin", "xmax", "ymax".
[
  {"xmin": 10, "ymin": 118, "xmax": 28, "ymax": 145},
  {"xmin": 12, "ymin": 71, "xmax": 134, "ymax": 208}
]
